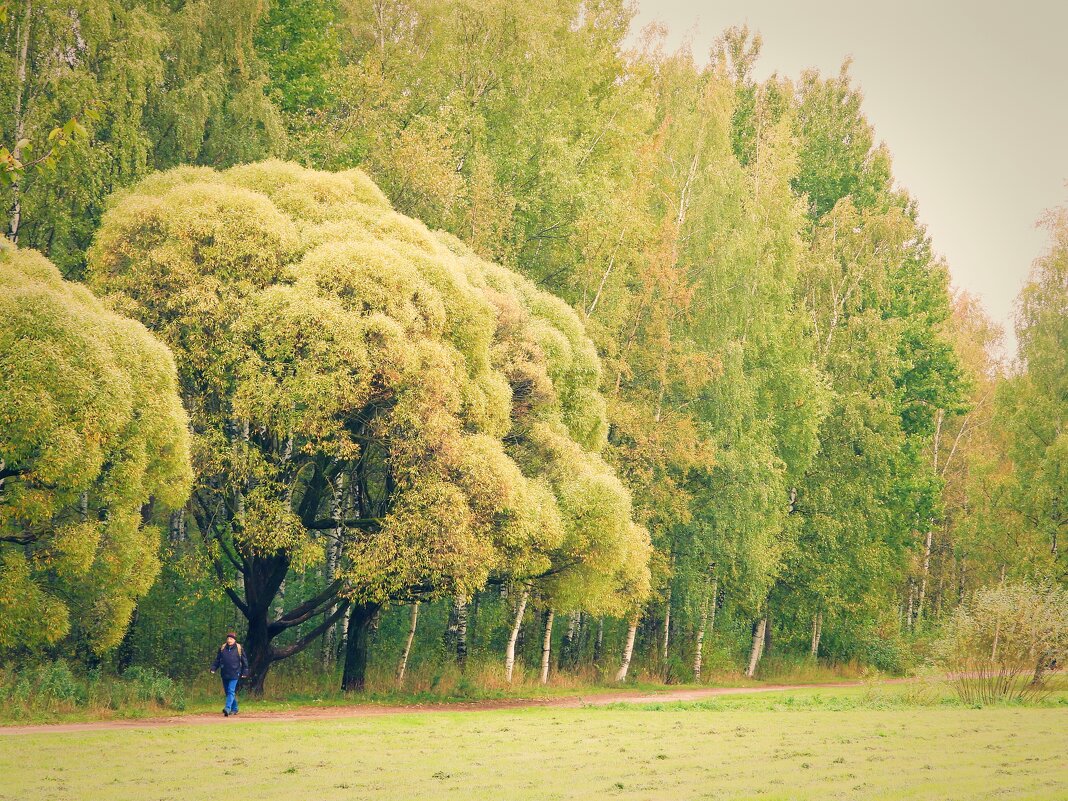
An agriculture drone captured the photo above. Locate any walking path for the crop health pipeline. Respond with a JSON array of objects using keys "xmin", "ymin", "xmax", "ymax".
[{"xmin": 0, "ymin": 678, "xmax": 902, "ymax": 736}]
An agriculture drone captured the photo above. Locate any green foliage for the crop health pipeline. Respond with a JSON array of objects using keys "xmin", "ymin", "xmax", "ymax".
[
  {"xmin": 0, "ymin": 0, "xmax": 282, "ymax": 274},
  {"xmin": 88, "ymin": 161, "xmax": 650, "ymax": 665},
  {"xmin": 0, "ymin": 240, "xmax": 191, "ymax": 652},
  {"xmin": 997, "ymin": 209, "xmax": 1068, "ymax": 579},
  {"xmin": 255, "ymin": 0, "xmax": 340, "ymax": 113},
  {"xmin": 0, "ymin": 660, "xmax": 185, "ymax": 717},
  {"xmin": 935, "ymin": 581, "xmax": 1068, "ymax": 704}
]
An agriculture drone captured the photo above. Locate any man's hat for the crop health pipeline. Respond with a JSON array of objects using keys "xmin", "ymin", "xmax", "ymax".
[{"xmin": 225, "ymin": 632, "xmax": 238, "ymax": 640}]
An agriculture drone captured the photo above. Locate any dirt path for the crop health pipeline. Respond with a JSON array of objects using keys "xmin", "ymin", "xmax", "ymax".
[{"xmin": 0, "ymin": 679, "xmax": 904, "ymax": 736}]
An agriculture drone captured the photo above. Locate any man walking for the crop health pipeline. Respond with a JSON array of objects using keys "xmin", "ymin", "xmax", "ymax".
[{"xmin": 210, "ymin": 632, "xmax": 249, "ymax": 716}]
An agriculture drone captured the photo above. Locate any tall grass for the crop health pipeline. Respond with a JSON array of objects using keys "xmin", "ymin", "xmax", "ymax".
[{"xmin": 0, "ymin": 661, "xmax": 186, "ymax": 719}]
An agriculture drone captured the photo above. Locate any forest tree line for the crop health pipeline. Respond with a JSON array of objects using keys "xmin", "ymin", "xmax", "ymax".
[{"xmin": 1, "ymin": 0, "xmax": 1064, "ymax": 693}]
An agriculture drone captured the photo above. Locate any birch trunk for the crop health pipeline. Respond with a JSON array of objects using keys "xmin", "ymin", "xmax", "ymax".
[
  {"xmin": 8, "ymin": 0, "xmax": 32, "ymax": 242},
  {"xmin": 661, "ymin": 584, "xmax": 672, "ymax": 664},
  {"xmin": 745, "ymin": 617, "xmax": 767, "ymax": 678},
  {"xmin": 455, "ymin": 597, "xmax": 469, "ymax": 669},
  {"xmin": 539, "ymin": 609, "xmax": 554, "ymax": 684},
  {"xmin": 615, "ymin": 617, "xmax": 638, "ymax": 682},
  {"xmin": 594, "ymin": 617, "xmax": 604, "ymax": 664},
  {"xmin": 560, "ymin": 611, "xmax": 579, "ymax": 669},
  {"xmin": 504, "ymin": 587, "xmax": 529, "ymax": 683},
  {"xmin": 322, "ymin": 474, "xmax": 345, "ymax": 667},
  {"xmin": 693, "ymin": 595, "xmax": 708, "ymax": 682},
  {"xmin": 917, "ymin": 529, "xmax": 934, "ymax": 623},
  {"xmin": 396, "ymin": 601, "xmax": 419, "ymax": 684},
  {"xmin": 810, "ymin": 611, "xmax": 823, "ymax": 658}
]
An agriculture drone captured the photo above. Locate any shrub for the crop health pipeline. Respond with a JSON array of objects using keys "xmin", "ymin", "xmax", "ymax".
[{"xmin": 935, "ymin": 581, "xmax": 1068, "ymax": 705}]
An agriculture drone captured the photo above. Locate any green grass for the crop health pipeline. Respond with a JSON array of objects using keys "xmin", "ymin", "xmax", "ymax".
[{"xmin": 3, "ymin": 687, "xmax": 1066, "ymax": 801}]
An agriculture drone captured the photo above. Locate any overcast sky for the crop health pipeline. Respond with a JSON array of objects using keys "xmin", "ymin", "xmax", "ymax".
[{"xmin": 632, "ymin": 0, "xmax": 1068, "ymax": 356}]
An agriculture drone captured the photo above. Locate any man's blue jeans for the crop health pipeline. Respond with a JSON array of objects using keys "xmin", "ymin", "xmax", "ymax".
[{"xmin": 223, "ymin": 678, "xmax": 239, "ymax": 713}]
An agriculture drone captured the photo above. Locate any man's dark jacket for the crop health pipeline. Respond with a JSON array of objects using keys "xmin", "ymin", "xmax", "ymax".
[{"xmin": 211, "ymin": 643, "xmax": 249, "ymax": 681}]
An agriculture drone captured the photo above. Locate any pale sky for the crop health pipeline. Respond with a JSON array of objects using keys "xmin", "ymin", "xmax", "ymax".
[{"xmin": 632, "ymin": 0, "xmax": 1068, "ymax": 356}]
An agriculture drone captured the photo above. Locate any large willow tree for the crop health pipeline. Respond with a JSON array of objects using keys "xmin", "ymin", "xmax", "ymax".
[
  {"xmin": 0, "ymin": 241, "xmax": 191, "ymax": 652},
  {"xmin": 88, "ymin": 161, "xmax": 650, "ymax": 691}
]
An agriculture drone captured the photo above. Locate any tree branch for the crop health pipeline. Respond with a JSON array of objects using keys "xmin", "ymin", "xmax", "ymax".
[
  {"xmin": 271, "ymin": 601, "xmax": 351, "ymax": 661},
  {"xmin": 269, "ymin": 578, "xmax": 344, "ymax": 634}
]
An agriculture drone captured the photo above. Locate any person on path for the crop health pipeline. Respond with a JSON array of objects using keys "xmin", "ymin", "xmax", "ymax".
[{"xmin": 210, "ymin": 632, "xmax": 249, "ymax": 716}]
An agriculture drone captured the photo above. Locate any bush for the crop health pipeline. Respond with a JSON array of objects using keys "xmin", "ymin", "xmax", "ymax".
[
  {"xmin": 0, "ymin": 660, "xmax": 186, "ymax": 718},
  {"xmin": 935, "ymin": 581, "xmax": 1068, "ymax": 705}
]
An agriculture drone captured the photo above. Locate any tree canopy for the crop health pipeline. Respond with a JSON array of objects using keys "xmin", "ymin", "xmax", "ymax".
[
  {"xmin": 87, "ymin": 160, "xmax": 650, "ymax": 688},
  {"xmin": 0, "ymin": 239, "xmax": 191, "ymax": 652}
]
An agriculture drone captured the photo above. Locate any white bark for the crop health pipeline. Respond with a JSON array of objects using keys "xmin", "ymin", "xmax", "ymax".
[
  {"xmin": 504, "ymin": 587, "xmax": 529, "ymax": 683},
  {"xmin": 323, "ymin": 474, "xmax": 345, "ymax": 666},
  {"xmin": 615, "ymin": 618, "xmax": 638, "ymax": 682},
  {"xmin": 539, "ymin": 609, "xmax": 554, "ymax": 684},
  {"xmin": 745, "ymin": 617, "xmax": 767, "ymax": 678},
  {"xmin": 455, "ymin": 596, "xmax": 469, "ymax": 668},
  {"xmin": 693, "ymin": 596, "xmax": 708, "ymax": 682},
  {"xmin": 661, "ymin": 584, "xmax": 672, "ymax": 664},
  {"xmin": 917, "ymin": 529, "xmax": 933, "ymax": 623},
  {"xmin": 8, "ymin": 0, "xmax": 32, "ymax": 242},
  {"xmin": 810, "ymin": 611, "xmax": 823, "ymax": 658},
  {"xmin": 396, "ymin": 601, "xmax": 419, "ymax": 684}
]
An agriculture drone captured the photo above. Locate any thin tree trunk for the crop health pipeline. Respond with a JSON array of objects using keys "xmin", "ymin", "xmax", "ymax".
[
  {"xmin": 917, "ymin": 529, "xmax": 933, "ymax": 623},
  {"xmin": 322, "ymin": 475, "xmax": 345, "ymax": 667},
  {"xmin": 615, "ymin": 617, "xmax": 638, "ymax": 682},
  {"xmin": 274, "ymin": 579, "xmax": 286, "ymax": 620},
  {"xmin": 745, "ymin": 617, "xmax": 767, "ymax": 678},
  {"xmin": 8, "ymin": 0, "xmax": 32, "ymax": 242},
  {"xmin": 693, "ymin": 594, "xmax": 709, "ymax": 682},
  {"xmin": 594, "ymin": 617, "xmax": 604, "ymax": 664},
  {"xmin": 396, "ymin": 601, "xmax": 419, "ymax": 684},
  {"xmin": 560, "ymin": 611, "xmax": 579, "ymax": 669},
  {"xmin": 906, "ymin": 581, "xmax": 916, "ymax": 631},
  {"xmin": 810, "ymin": 611, "xmax": 823, "ymax": 658},
  {"xmin": 661, "ymin": 583, "xmax": 672, "ymax": 665},
  {"xmin": 455, "ymin": 596, "xmax": 468, "ymax": 670},
  {"xmin": 504, "ymin": 587, "xmax": 529, "ymax": 683},
  {"xmin": 540, "ymin": 609, "xmax": 554, "ymax": 684}
]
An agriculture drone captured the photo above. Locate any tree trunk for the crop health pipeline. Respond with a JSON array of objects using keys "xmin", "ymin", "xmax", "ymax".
[
  {"xmin": 615, "ymin": 617, "xmax": 638, "ymax": 682},
  {"xmin": 539, "ymin": 609, "xmax": 554, "ymax": 684},
  {"xmin": 810, "ymin": 611, "xmax": 823, "ymax": 658},
  {"xmin": 396, "ymin": 601, "xmax": 419, "ymax": 684},
  {"xmin": 693, "ymin": 595, "xmax": 709, "ymax": 682},
  {"xmin": 241, "ymin": 553, "xmax": 289, "ymax": 695},
  {"xmin": 455, "ymin": 597, "xmax": 469, "ymax": 670},
  {"xmin": 322, "ymin": 476, "xmax": 345, "ymax": 667},
  {"xmin": 661, "ymin": 583, "xmax": 672, "ymax": 665},
  {"xmin": 559, "ymin": 611, "xmax": 579, "ymax": 669},
  {"xmin": 341, "ymin": 602, "xmax": 380, "ymax": 692},
  {"xmin": 593, "ymin": 617, "xmax": 604, "ymax": 664},
  {"xmin": 917, "ymin": 529, "xmax": 933, "ymax": 623},
  {"xmin": 8, "ymin": 0, "xmax": 32, "ymax": 242},
  {"xmin": 906, "ymin": 581, "xmax": 916, "ymax": 631},
  {"xmin": 504, "ymin": 587, "xmax": 529, "ymax": 683},
  {"xmin": 745, "ymin": 617, "xmax": 767, "ymax": 678}
]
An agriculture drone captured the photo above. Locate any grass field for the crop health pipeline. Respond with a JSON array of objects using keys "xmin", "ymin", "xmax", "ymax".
[{"xmin": 2, "ymin": 687, "xmax": 1066, "ymax": 801}]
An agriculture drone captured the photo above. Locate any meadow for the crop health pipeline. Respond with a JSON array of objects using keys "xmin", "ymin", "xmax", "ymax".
[{"xmin": 3, "ymin": 686, "xmax": 1066, "ymax": 801}]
